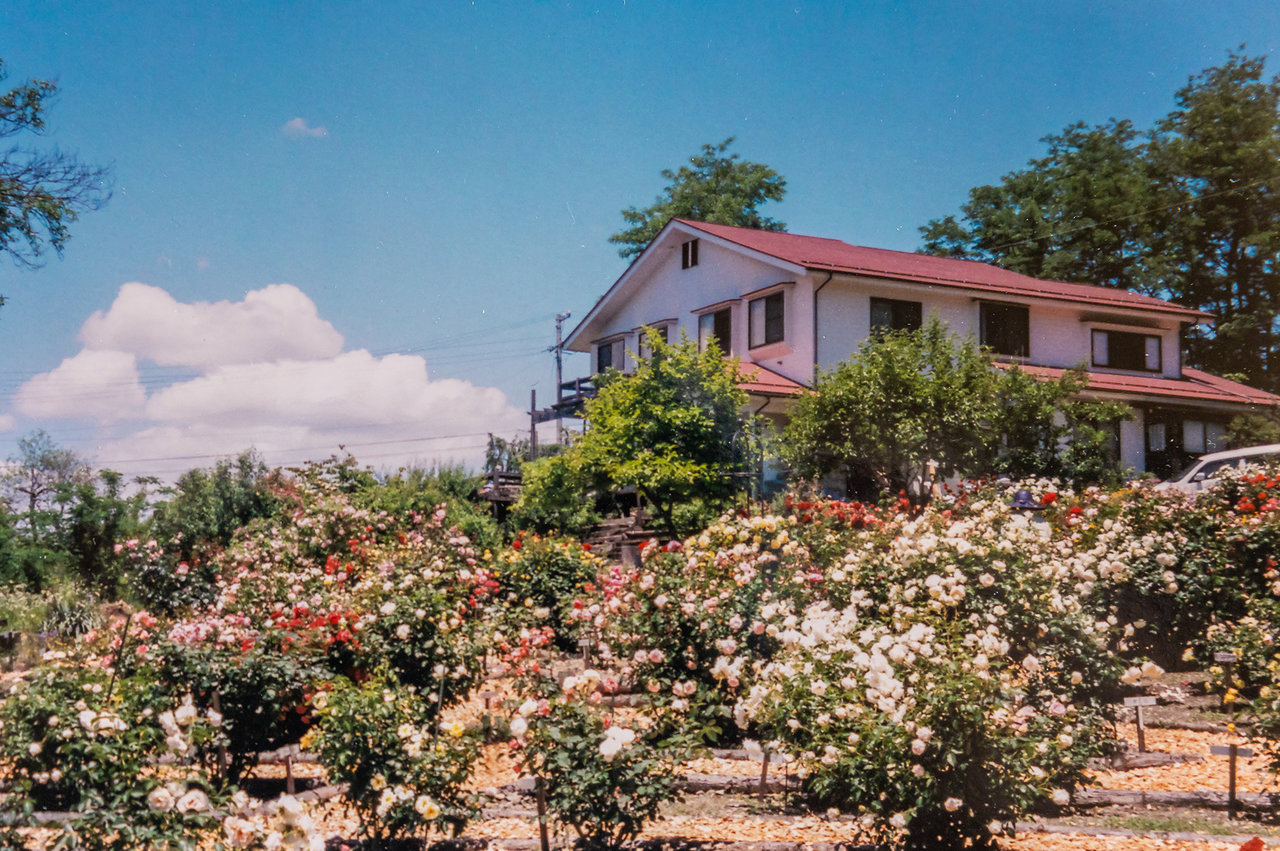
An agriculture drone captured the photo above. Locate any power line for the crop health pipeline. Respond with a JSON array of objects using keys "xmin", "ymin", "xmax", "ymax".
[{"xmin": 92, "ymin": 430, "xmax": 498, "ymax": 466}]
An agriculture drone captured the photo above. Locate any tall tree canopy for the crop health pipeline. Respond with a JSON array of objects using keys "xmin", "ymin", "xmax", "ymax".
[
  {"xmin": 609, "ymin": 138, "xmax": 786, "ymax": 258},
  {"xmin": 0, "ymin": 58, "xmax": 111, "ymax": 274},
  {"xmin": 920, "ymin": 52, "xmax": 1280, "ymax": 392}
]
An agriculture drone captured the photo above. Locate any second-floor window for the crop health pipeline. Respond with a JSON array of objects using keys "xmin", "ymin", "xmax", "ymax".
[
  {"xmin": 698, "ymin": 308, "xmax": 732, "ymax": 353},
  {"xmin": 681, "ymin": 239, "xmax": 699, "ymax": 269},
  {"xmin": 1092, "ymin": 329, "xmax": 1161, "ymax": 372},
  {"xmin": 749, "ymin": 292, "xmax": 785, "ymax": 348},
  {"xmin": 870, "ymin": 297, "xmax": 922, "ymax": 335},
  {"xmin": 637, "ymin": 325, "xmax": 670, "ymax": 359},
  {"xmin": 980, "ymin": 302, "xmax": 1029, "ymax": 358},
  {"xmin": 596, "ymin": 340, "xmax": 619, "ymax": 371}
]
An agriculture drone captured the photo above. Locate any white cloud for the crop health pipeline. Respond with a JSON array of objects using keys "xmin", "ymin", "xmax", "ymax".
[
  {"xmin": 80, "ymin": 282, "xmax": 344, "ymax": 371},
  {"xmin": 14, "ymin": 349, "xmax": 145, "ymax": 423},
  {"xmin": 145, "ymin": 351, "xmax": 517, "ymax": 431},
  {"xmin": 12, "ymin": 283, "xmax": 527, "ymax": 479},
  {"xmin": 0, "ymin": 414, "xmax": 15, "ymax": 432},
  {"xmin": 281, "ymin": 117, "xmax": 328, "ymax": 138}
]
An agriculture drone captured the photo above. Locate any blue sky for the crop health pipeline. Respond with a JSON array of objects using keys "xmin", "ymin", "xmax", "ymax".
[{"xmin": 3, "ymin": 1, "xmax": 1279, "ymax": 478}]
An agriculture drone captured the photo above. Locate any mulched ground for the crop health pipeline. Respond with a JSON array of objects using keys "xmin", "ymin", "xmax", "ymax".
[{"xmin": 274, "ymin": 719, "xmax": 1277, "ymax": 851}]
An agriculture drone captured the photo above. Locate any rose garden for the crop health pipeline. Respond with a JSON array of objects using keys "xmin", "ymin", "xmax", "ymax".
[{"xmin": 3, "ymin": 452, "xmax": 1280, "ymax": 850}]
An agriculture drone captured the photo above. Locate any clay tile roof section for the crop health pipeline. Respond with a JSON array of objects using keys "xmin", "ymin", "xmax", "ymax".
[
  {"xmin": 677, "ymin": 219, "xmax": 1212, "ymax": 321},
  {"xmin": 997, "ymin": 363, "xmax": 1280, "ymax": 408},
  {"xmin": 736, "ymin": 362, "xmax": 806, "ymax": 397}
]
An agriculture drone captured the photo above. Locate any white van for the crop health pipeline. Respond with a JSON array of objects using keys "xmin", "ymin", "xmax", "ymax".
[{"xmin": 1162, "ymin": 443, "xmax": 1280, "ymax": 492}]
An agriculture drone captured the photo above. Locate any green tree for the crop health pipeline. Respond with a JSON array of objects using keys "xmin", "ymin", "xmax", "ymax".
[
  {"xmin": 0, "ymin": 58, "xmax": 111, "ymax": 275},
  {"xmin": 996, "ymin": 366, "xmax": 1130, "ymax": 486},
  {"xmin": 577, "ymin": 332, "xmax": 753, "ymax": 536},
  {"xmin": 783, "ymin": 320, "xmax": 1002, "ymax": 499},
  {"xmin": 609, "ymin": 138, "xmax": 786, "ymax": 258},
  {"xmin": 54, "ymin": 469, "xmax": 146, "ymax": 598},
  {"xmin": 148, "ymin": 450, "xmax": 280, "ymax": 565},
  {"xmin": 920, "ymin": 119, "xmax": 1171, "ymax": 295},
  {"xmin": 1152, "ymin": 53, "xmax": 1280, "ymax": 391},
  {"xmin": 919, "ymin": 52, "xmax": 1280, "ymax": 391},
  {"xmin": 782, "ymin": 320, "xmax": 1125, "ymax": 499},
  {"xmin": 2, "ymin": 429, "xmax": 88, "ymax": 547},
  {"xmin": 516, "ymin": 332, "xmax": 753, "ymax": 537}
]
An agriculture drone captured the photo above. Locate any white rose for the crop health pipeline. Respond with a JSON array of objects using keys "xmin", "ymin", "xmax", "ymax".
[
  {"xmin": 147, "ymin": 785, "xmax": 176, "ymax": 812},
  {"xmin": 177, "ymin": 788, "xmax": 210, "ymax": 813}
]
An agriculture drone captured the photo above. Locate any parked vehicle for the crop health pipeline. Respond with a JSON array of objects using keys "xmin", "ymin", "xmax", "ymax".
[{"xmin": 1161, "ymin": 443, "xmax": 1280, "ymax": 492}]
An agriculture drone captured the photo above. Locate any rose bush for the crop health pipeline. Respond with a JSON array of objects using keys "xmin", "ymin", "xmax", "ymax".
[
  {"xmin": 109, "ymin": 463, "xmax": 496, "ymax": 780},
  {"xmin": 0, "ymin": 650, "xmax": 227, "ymax": 849},
  {"xmin": 501, "ymin": 629, "xmax": 692, "ymax": 851},
  {"xmin": 303, "ymin": 669, "xmax": 478, "ymax": 845}
]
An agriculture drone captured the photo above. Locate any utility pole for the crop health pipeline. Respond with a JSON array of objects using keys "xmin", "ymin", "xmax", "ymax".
[
  {"xmin": 529, "ymin": 389, "xmax": 538, "ymax": 461},
  {"xmin": 553, "ymin": 312, "xmax": 571, "ymax": 404},
  {"xmin": 552, "ymin": 312, "xmax": 571, "ymax": 443}
]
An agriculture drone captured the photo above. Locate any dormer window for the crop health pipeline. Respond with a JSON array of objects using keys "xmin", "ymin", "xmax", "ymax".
[
  {"xmin": 1092, "ymin": 329, "xmax": 1161, "ymax": 372},
  {"xmin": 681, "ymin": 239, "xmax": 699, "ymax": 269}
]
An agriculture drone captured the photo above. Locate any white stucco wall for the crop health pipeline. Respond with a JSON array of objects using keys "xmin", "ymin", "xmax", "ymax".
[{"xmin": 814, "ymin": 275, "xmax": 1182, "ymax": 376}]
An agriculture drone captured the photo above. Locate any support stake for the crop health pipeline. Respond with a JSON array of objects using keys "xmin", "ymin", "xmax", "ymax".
[{"xmin": 535, "ymin": 775, "xmax": 551, "ymax": 851}]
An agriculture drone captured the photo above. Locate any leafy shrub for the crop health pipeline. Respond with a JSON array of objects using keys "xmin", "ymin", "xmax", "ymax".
[
  {"xmin": 305, "ymin": 670, "xmax": 478, "ymax": 844},
  {"xmin": 511, "ymin": 453, "xmax": 602, "ymax": 538},
  {"xmin": 0, "ymin": 655, "xmax": 226, "ymax": 848},
  {"xmin": 491, "ymin": 534, "xmax": 599, "ymax": 648},
  {"xmin": 509, "ymin": 667, "xmax": 689, "ymax": 850},
  {"xmin": 39, "ymin": 583, "xmax": 101, "ymax": 638}
]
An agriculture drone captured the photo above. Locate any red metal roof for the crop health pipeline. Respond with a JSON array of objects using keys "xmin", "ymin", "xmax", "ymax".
[
  {"xmin": 998, "ymin": 363, "xmax": 1280, "ymax": 407},
  {"xmin": 677, "ymin": 219, "xmax": 1212, "ymax": 321},
  {"xmin": 737, "ymin": 362, "xmax": 806, "ymax": 397}
]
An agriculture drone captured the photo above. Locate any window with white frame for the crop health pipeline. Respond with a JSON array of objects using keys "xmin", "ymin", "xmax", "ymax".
[
  {"xmin": 681, "ymin": 239, "xmax": 699, "ymax": 269},
  {"xmin": 749, "ymin": 291, "xmax": 784, "ymax": 348},
  {"xmin": 1092, "ymin": 329, "xmax": 1161, "ymax": 372},
  {"xmin": 698, "ymin": 308, "xmax": 732, "ymax": 354},
  {"xmin": 1183, "ymin": 420, "xmax": 1227, "ymax": 454},
  {"xmin": 637, "ymin": 324, "xmax": 671, "ymax": 359},
  {"xmin": 595, "ymin": 339, "xmax": 622, "ymax": 372}
]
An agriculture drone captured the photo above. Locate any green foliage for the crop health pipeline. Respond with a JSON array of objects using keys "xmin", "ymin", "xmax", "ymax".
[
  {"xmin": 54, "ymin": 470, "xmax": 146, "ymax": 600},
  {"xmin": 0, "ymin": 58, "xmax": 112, "ymax": 271},
  {"xmin": 1227, "ymin": 410, "xmax": 1280, "ymax": 447},
  {"xmin": 784, "ymin": 321, "xmax": 1125, "ymax": 499},
  {"xmin": 783, "ymin": 321, "xmax": 1001, "ymax": 498},
  {"xmin": 510, "ymin": 452, "xmax": 602, "ymax": 537},
  {"xmin": 138, "ymin": 634, "xmax": 331, "ymax": 782},
  {"xmin": 511, "ymin": 672, "xmax": 689, "ymax": 850},
  {"xmin": 491, "ymin": 534, "xmax": 601, "ymax": 648},
  {"xmin": 39, "ymin": 583, "xmax": 101, "ymax": 638},
  {"xmin": 484, "ymin": 433, "xmax": 529, "ymax": 474},
  {"xmin": 609, "ymin": 138, "xmax": 786, "ymax": 258},
  {"xmin": 920, "ymin": 51, "xmax": 1280, "ymax": 392},
  {"xmin": 577, "ymin": 330, "xmax": 754, "ymax": 536},
  {"xmin": 148, "ymin": 450, "xmax": 279, "ymax": 567},
  {"xmin": 358, "ymin": 464, "xmax": 501, "ymax": 555},
  {"xmin": 306, "ymin": 671, "xmax": 478, "ymax": 844},
  {"xmin": 0, "ymin": 659, "xmax": 226, "ymax": 848},
  {"xmin": 996, "ymin": 366, "xmax": 1130, "ymax": 487}
]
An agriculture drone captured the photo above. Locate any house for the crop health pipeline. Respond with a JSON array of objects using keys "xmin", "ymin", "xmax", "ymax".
[{"xmin": 562, "ymin": 218, "xmax": 1279, "ymax": 479}]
